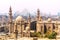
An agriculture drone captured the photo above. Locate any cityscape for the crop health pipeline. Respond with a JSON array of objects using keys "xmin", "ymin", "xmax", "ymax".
[
  {"xmin": 0, "ymin": 6, "xmax": 60, "ymax": 40},
  {"xmin": 0, "ymin": 0, "xmax": 60, "ymax": 40}
]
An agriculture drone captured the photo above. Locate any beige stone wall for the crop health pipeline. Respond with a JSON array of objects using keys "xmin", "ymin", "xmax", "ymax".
[
  {"xmin": 0, "ymin": 37, "xmax": 59, "ymax": 40},
  {"xmin": 17, "ymin": 25, "xmax": 21, "ymax": 33},
  {"xmin": 45, "ymin": 23, "xmax": 53, "ymax": 32},
  {"xmin": 54, "ymin": 23, "xmax": 58, "ymax": 33},
  {"xmin": 36, "ymin": 20, "xmax": 44, "ymax": 33},
  {"xmin": 36, "ymin": 22, "xmax": 56, "ymax": 33},
  {"xmin": 36, "ymin": 22, "xmax": 39, "ymax": 32}
]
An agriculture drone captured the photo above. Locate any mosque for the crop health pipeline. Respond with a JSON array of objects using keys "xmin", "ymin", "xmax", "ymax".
[{"xmin": 0, "ymin": 6, "xmax": 60, "ymax": 38}]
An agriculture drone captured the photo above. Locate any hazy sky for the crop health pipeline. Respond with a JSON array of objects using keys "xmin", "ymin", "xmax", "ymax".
[{"xmin": 0, "ymin": 0, "xmax": 60, "ymax": 15}]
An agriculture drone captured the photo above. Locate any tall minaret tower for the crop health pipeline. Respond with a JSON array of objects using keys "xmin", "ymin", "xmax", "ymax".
[
  {"xmin": 36, "ymin": 9, "xmax": 40, "ymax": 21},
  {"xmin": 27, "ymin": 14, "xmax": 31, "ymax": 37},
  {"xmin": 36, "ymin": 9, "xmax": 43, "ymax": 33},
  {"xmin": 28, "ymin": 14, "xmax": 31, "ymax": 29},
  {"xmin": 9, "ymin": 6, "xmax": 13, "ymax": 33},
  {"xmin": 28, "ymin": 14, "xmax": 31, "ymax": 22},
  {"xmin": 36, "ymin": 9, "xmax": 42, "ymax": 21}
]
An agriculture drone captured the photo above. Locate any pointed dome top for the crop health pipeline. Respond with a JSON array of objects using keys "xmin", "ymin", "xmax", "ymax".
[
  {"xmin": 16, "ymin": 16, "xmax": 23, "ymax": 22},
  {"xmin": 9, "ymin": 6, "xmax": 12, "ymax": 12}
]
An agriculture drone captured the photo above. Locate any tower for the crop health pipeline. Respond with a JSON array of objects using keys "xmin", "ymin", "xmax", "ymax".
[
  {"xmin": 36, "ymin": 9, "xmax": 40, "ymax": 21},
  {"xmin": 28, "ymin": 14, "xmax": 31, "ymax": 22},
  {"xmin": 36, "ymin": 9, "xmax": 44, "ymax": 34},
  {"xmin": 36, "ymin": 9, "xmax": 40, "ymax": 32},
  {"xmin": 9, "ymin": 6, "xmax": 13, "ymax": 33},
  {"xmin": 26, "ymin": 14, "xmax": 31, "ymax": 37}
]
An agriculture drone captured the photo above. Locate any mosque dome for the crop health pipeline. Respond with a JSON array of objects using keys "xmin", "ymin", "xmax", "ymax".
[
  {"xmin": 16, "ymin": 16, "xmax": 23, "ymax": 22},
  {"xmin": 48, "ymin": 18, "xmax": 51, "ymax": 22},
  {"xmin": 26, "ymin": 27, "xmax": 30, "ymax": 30}
]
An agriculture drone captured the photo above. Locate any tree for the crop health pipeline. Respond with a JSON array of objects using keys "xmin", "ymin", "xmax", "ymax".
[
  {"xmin": 31, "ymin": 32, "xmax": 41, "ymax": 37},
  {"xmin": 44, "ymin": 30, "xmax": 51, "ymax": 38},
  {"xmin": 44, "ymin": 28, "xmax": 57, "ymax": 39},
  {"xmin": 48, "ymin": 31, "xmax": 57, "ymax": 39}
]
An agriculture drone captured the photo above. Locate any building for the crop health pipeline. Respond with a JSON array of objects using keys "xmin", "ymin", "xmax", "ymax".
[{"xmin": 0, "ymin": 7, "xmax": 60, "ymax": 38}]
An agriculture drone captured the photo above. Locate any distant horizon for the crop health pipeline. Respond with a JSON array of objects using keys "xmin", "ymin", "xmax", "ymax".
[{"xmin": 0, "ymin": 9, "xmax": 59, "ymax": 16}]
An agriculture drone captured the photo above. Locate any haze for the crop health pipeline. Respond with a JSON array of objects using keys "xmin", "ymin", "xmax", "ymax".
[{"xmin": 0, "ymin": 0, "xmax": 60, "ymax": 15}]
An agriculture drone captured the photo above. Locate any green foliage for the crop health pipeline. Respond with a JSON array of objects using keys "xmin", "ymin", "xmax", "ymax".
[
  {"xmin": 31, "ymin": 32, "xmax": 41, "ymax": 37},
  {"xmin": 48, "ymin": 31, "xmax": 57, "ymax": 39},
  {"xmin": 45, "ymin": 31, "xmax": 57, "ymax": 39},
  {"xmin": 30, "ymin": 32, "xmax": 36, "ymax": 37},
  {"xmin": 31, "ymin": 30, "xmax": 57, "ymax": 39},
  {"xmin": 44, "ymin": 30, "xmax": 51, "ymax": 38},
  {"xmin": 36, "ymin": 32, "xmax": 41, "ymax": 37}
]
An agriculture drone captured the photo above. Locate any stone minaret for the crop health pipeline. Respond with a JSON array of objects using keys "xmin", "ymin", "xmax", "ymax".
[
  {"xmin": 36, "ymin": 9, "xmax": 40, "ymax": 32},
  {"xmin": 27, "ymin": 14, "xmax": 31, "ymax": 37},
  {"xmin": 28, "ymin": 14, "xmax": 31, "ymax": 30},
  {"xmin": 36, "ymin": 9, "xmax": 40, "ymax": 21},
  {"xmin": 28, "ymin": 14, "xmax": 31, "ymax": 22},
  {"xmin": 9, "ymin": 6, "xmax": 13, "ymax": 33},
  {"xmin": 36, "ymin": 9, "xmax": 44, "ymax": 33}
]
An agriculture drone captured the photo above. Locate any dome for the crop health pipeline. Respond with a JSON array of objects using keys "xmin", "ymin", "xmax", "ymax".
[
  {"xmin": 26, "ymin": 27, "xmax": 30, "ymax": 30},
  {"xmin": 48, "ymin": 18, "xmax": 51, "ymax": 22},
  {"xmin": 16, "ymin": 16, "xmax": 23, "ymax": 22}
]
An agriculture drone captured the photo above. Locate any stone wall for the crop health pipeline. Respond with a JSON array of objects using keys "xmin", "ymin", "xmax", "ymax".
[{"xmin": 0, "ymin": 36, "xmax": 60, "ymax": 40}]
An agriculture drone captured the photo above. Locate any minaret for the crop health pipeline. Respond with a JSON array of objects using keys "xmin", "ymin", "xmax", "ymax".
[
  {"xmin": 9, "ymin": 6, "xmax": 13, "ymax": 33},
  {"xmin": 9, "ymin": 6, "xmax": 12, "ymax": 22},
  {"xmin": 36, "ymin": 9, "xmax": 40, "ymax": 21},
  {"xmin": 28, "ymin": 14, "xmax": 31, "ymax": 22},
  {"xmin": 36, "ymin": 9, "xmax": 44, "ymax": 33},
  {"xmin": 27, "ymin": 14, "xmax": 31, "ymax": 37}
]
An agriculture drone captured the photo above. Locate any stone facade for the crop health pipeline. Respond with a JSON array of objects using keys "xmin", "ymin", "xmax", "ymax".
[{"xmin": 6, "ymin": 7, "xmax": 60, "ymax": 37}]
